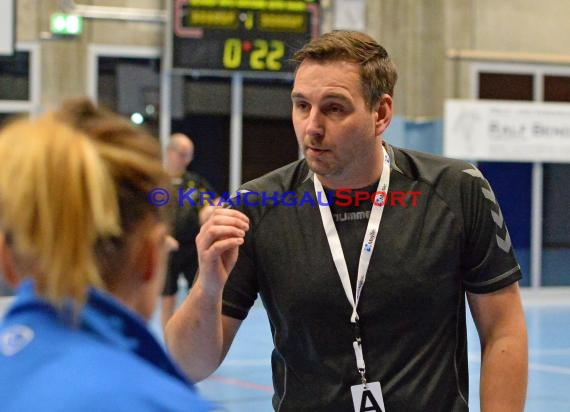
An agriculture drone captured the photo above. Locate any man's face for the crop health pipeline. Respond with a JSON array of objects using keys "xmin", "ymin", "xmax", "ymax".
[
  {"xmin": 166, "ymin": 140, "xmax": 193, "ymax": 176},
  {"xmin": 291, "ymin": 59, "xmax": 389, "ymax": 188}
]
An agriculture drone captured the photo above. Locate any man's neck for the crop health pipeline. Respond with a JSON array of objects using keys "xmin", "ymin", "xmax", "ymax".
[
  {"xmin": 167, "ymin": 169, "xmax": 185, "ymax": 178},
  {"xmin": 316, "ymin": 144, "xmax": 385, "ymax": 190},
  {"xmin": 316, "ymin": 171, "xmax": 382, "ymax": 190}
]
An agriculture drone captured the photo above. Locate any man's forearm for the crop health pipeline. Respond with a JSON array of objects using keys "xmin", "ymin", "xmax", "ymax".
[
  {"xmin": 165, "ymin": 283, "xmax": 225, "ymax": 382},
  {"xmin": 479, "ymin": 334, "xmax": 528, "ymax": 412},
  {"xmin": 165, "ymin": 207, "xmax": 248, "ymax": 382}
]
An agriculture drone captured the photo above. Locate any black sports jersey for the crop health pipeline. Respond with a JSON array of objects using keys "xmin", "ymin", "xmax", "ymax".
[
  {"xmin": 222, "ymin": 143, "xmax": 521, "ymax": 411},
  {"xmin": 327, "ymin": 181, "xmax": 379, "ymax": 292},
  {"xmin": 163, "ymin": 171, "xmax": 217, "ymax": 296},
  {"xmin": 170, "ymin": 171, "xmax": 217, "ymax": 245}
]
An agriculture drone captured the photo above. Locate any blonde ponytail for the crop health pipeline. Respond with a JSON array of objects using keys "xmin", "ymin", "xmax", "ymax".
[{"xmin": 0, "ymin": 113, "xmax": 120, "ymax": 308}]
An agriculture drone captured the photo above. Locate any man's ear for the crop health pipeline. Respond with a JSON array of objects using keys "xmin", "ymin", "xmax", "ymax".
[
  {"xmin": 0, "ymin": 233, "xmax": 21, "ymax": 288},
  {"xmin": 374, "ymin": 94, "xmax": 393, "ymax": 136}
]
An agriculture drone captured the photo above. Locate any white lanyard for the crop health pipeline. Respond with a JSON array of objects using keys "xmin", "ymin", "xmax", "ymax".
[{"xmin": 313, "ymin": 146, "xmax": 391, "ymax": 384}]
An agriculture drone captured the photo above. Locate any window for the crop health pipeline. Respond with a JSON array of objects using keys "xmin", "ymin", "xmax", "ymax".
[
  {"xmin": 0, "ymin": 43, "xmax": 40, "ymax": 117},
  {"xmin": 88, "ymin": 45, "xmax": 161, "ymax": 136},
  {"xmin": 473, "ymin": 63, "xmax": 570, "ymax": 286}
]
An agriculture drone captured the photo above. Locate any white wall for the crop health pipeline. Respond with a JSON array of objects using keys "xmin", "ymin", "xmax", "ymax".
[
  {"xmin": 0, "ymin": 297, "xmax": 14, "ymax": 321},
  {"xmin": 0, "ymin": 0, "xmax": 15, "ymax": 55}
]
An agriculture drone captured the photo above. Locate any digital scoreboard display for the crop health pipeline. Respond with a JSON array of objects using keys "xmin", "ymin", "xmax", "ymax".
[{"xmin": 172, "ymin": 0, "xmax": 320, "ymax": 73}]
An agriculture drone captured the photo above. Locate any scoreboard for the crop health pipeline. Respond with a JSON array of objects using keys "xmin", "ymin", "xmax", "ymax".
[{"xmin": 172, "ymin": 0, "xmax": 320, "ymax": 73}]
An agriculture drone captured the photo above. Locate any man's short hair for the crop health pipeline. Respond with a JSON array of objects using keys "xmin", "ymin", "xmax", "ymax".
[{"xmin": 292, "ymin": 30, "xmax": 398, "ymax": 109}]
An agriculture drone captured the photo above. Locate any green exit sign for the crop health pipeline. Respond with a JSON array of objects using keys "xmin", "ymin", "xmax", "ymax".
[{"xmin": 50, "ymin": 13, "xmax": 83, "ymax": 36}]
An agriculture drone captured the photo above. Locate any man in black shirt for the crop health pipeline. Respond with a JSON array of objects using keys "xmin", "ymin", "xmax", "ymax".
[
  {"xmin": 166, "ymin": 31, "xmax": 528, "ymax": 411},
  {"xmin": 161, "ymin": 133, "xmax": 218, "ymax": 329}
]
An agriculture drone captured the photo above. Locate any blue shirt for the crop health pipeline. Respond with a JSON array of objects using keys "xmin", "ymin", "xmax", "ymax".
[{"xmin": 0, "ymin": 280, "xmax": 215, "ymax": 411}]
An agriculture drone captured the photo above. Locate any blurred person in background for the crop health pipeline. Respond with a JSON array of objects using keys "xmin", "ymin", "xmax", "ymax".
[{"xmin": 161, "ymin": 133, "xmax": 219, "ymax": 329}]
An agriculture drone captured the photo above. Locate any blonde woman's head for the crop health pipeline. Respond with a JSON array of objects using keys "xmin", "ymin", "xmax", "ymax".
[{"xmin": 0, "ymin": 99, "xmax": 174, "ymax": 319}]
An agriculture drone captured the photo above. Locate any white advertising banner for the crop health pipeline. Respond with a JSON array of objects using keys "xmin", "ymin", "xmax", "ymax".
[
  {"xmin": 444, "ymin": 99, "xmax": 570, "ymax": 163},
  {"xmin": 0, "ymin": 0, "xmax": 14, "ymax": 55}
]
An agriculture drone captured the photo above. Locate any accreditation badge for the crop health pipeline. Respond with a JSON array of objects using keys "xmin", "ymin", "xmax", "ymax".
[{"xmin": 350, "ymin": 381, "xmax": 385, "ymax": 412}]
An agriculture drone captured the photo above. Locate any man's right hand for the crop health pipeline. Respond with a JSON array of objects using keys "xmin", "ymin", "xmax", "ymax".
[
  {"xmin": 166, "ymin": 207, "xmax": 248, "ymax": 381},
  {"xmin": 194, "ymin": 208, "xmax": 249, "ymax": 297}
]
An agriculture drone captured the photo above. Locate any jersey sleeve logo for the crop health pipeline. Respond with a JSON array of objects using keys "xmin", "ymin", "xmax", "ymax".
[
  {"xmin": 1, "ymin": 324, "xmax": 35, "ymax": 357},
  {"xmin": 463, "ymin": 167, "xmax": 512, "ymax": 253}
]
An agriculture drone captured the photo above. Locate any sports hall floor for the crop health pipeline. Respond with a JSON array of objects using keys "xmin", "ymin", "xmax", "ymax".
[
  {"xmin": 148, "ymin": 287, "xmax": 570, "ymax": 412},
  {"xmin": 2, "ymin": 287, "xmax": 569, "ymax": 411}
]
